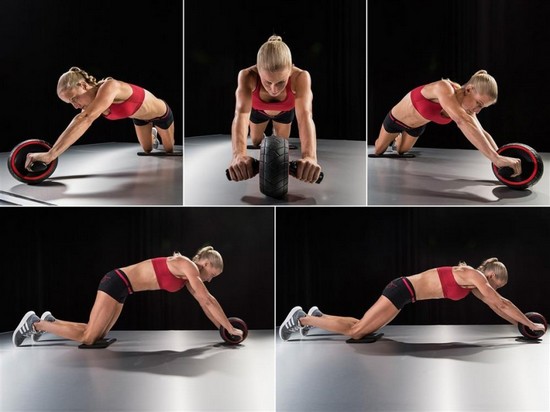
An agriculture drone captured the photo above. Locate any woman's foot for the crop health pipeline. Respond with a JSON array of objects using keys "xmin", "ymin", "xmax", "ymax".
[
  {"xmin": 32, "ymin": 311, "xmax": 56, "ymax": 342},
  {"xmin": 279, "ymin": 306, "xmax": 306, "ymax": 341},
  {"xmin": 13, "ymin": 311, "xmax": 40, "ymax": 347},
  {"xmin": 300, "ymin": 306, "xmax": 324, "ymax": 337}
]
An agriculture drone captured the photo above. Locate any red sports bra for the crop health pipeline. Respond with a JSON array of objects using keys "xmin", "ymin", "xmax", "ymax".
[
  {"xmin": 251, "ymin": 75, "xmax": 295, "ymax": 112},
  {"xmin": 103, "ymin": 84, "xmax": 145, "ymax": 120},
  {"xmin": 437, "ymin": 267, "xmax": 471, "ymax": 301},
  {"xmin": 152, "ymin": 257, "xmax": 187, "ymax": 292},
  {"xmin": 410, "ymin": 85, "xmax": 453, "ymax": 125}
]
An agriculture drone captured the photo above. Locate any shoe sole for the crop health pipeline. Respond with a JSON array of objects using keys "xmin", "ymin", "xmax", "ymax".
[
  {"xmin": 279, "ymin": 306, "xmax": 303, "ymax": 341},
  {"xmin": 13, "ymin": 311, "xmax": 36, "ymax": 347}
]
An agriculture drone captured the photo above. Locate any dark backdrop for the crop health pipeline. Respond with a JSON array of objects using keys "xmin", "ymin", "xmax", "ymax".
[
  {"xmin": 277, "ymin": 207, "xmax": 550, "ymax": 326},
  {"xmin": 1, "ymin": 207, "xmax": 274, "ymax": 332},
  {"xmin": 0, "ymin": 0, "xmax": 183, "ymax": 153},
  {"xmin": 368, "ymin": 0, "xmax": 550, "ymax": 152},
  {"xmin": 184, "ymin": 0, "xmax": 366, "ymax": 141}
]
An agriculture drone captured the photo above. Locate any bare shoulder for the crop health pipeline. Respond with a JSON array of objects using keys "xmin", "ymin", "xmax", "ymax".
[
  {"xmin": 167, "ymin": 255, "xmax": 197, "ymax": 276},
  {"xmin": 425, "ymin": 79, "xmax": 455, "ymax": 97},
  {"xmin": 237, "ymin": 66, "xmax": 257, "ymax": 84}
]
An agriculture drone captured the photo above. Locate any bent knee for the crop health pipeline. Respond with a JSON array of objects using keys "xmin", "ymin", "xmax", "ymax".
[{"xmin": 82, "ymin": 332, "xmax": 102, "ymax": 346}]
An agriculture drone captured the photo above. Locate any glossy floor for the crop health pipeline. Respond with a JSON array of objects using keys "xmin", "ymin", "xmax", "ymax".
[
  {"xmin": 1, "ymin": 330, "xmax": 274, "ymax": 411},
  {"xmin": 368, "ymin": 146, "xmax": 550, "ymax": 205},
  {"xmin": 277, "ymin": 324, "xmax": 549, "ymax": 411},
  {"xmin": 185, "ymin": 135, "xmax": 366, "ymax": 205},
  {"xmin": 0, "ymin": 143, "xmax": 183, "ymax": 205}
]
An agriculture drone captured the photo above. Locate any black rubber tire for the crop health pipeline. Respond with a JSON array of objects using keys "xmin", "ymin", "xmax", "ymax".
[{"xmin": 259, "ymin": 136, "xmax": 289, "ymax": 198}]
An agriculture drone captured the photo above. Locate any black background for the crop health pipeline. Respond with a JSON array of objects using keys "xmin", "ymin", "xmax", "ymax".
[
  {"xmin": 368, "ymin": 0, "xmax": 550, "ymax": 152},
  {"xmin": 1, "ymin": 207, "xmax": 274, "ymax": 332},
  {"xmin": 277, "ymin": 207, "xmax": 550, "ymax": 326},
  {"xmin": 0, "ymin": 0, "xmax": 183, "ymax": 152},
  {"xmin": 184, "ymin": 0, "xmax": 366, "ymax": 141}
]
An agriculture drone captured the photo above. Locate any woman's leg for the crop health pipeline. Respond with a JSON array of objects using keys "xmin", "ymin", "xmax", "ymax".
[
  {"xmin": 156, "ymin": 123, "xmax": 175, "ymax": 153},
  {"xmin": 134, "ymin": 124, "xmax": 155, "ymax": 153},
  {"xmin": 395, "ymin": 132, "xmax": 418, "ymax": 154},
  {"xmin": 33, "ymin": 291, "xmax": 123, "ymax": 345},
  {"xmin": 374, "ymin": 125, "xmax": 400, "ymax": 155},
  {"xmin": 300, "ymin": 296, "xmax": 400, "ymax": 339},
  {"xmin": 249, "ymin": 121, "xmax": 269, "ymax": 146},
  {"xmin": 272, "ymin": 121, "xmax": 292, "ymax": 138}
]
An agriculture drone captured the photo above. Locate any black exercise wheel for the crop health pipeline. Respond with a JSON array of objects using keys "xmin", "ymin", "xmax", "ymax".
[
  {"xmin": 492, "ymin": 143, "xmax": 543, "ymax": 190},
  {"xmin": 7, "ymin": 139, "xmax": 57, "ymax": 185},
  {"xmin": 259, "ymin": 135, "xmax": 290, "ymax": 199}
]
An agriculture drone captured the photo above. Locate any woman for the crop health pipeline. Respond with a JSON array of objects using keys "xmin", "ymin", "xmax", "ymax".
[
  {"xmin": 372, "ymin": 70, "xmax": 522, "ymax": 177},
  {"xmin": 279, "ymin": 258, "xmax": 546, "ymax": 341},
  {"xmin": 24, "ymin": 67, "xmax": 175, "ymax": 170},
  {"xmin": 227, "ymin": 35, "xmax": 322, "ymax": 184},
  {"xmin": 13, "ymin": 246, "xmax": 243, "ymax": 347}
]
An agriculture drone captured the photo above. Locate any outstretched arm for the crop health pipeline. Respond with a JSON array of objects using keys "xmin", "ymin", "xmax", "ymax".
[
  {"xmin": 432, "ymin": 81, "xmax": 520, "ymax": 175},
  {"xmin": 25, "ymin": 80, "xmax": 119, "ymax": 168},
  {"xmin": 294, "ymin": 70, "xmax": 322, "ymax": 183},
  {"xmin": 177, "ymin": 259, "xmax": 242, "ymax": 336},
  {"xmin": 228, "ymin": 69, "xmax": 256, "ymax": 181},
  {"xmin": 468, "ymin": 271, "xmax": 544, "ymax": 331}
]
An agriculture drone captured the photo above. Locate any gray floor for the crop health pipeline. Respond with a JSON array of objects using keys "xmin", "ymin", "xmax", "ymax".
[
  {"xmin": 277, "ymin": 325, "xmax": 549, "ymax": 412},
  {"xmin": 368, "ymin": 146, "xmax": 550, "ymax": 205},
  {"xmin": 0, "ymin": 143, "xmax": 183, "ymax": 206},
  {"xmin": 185, "ymin": 135, "xmax": 366, "ymax": 205},
  {"xmin": 1, "ymin": 329, "xmax": 274, "ymax": 412}
]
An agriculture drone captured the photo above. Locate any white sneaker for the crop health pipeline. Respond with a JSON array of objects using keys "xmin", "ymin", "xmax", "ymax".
[
  {"xmin": 300, "ymin": 306, "xmax": 324, "ymax": 337},
  {"xmin": 152, "ymin": 127, "xmax": 159, "ymax": 150},
  {"xmin": 13, "ymin": 311, "xmax": 40, "ymax": 347},
  {"xmin": 279, "ymin": 306, "xmax": 306, "ymax": 341}
]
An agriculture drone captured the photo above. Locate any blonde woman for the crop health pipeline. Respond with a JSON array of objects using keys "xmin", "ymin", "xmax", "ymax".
[
  {"xmin": 25, "ymin": 67, "xmax": 175, "ymax": 170},
  {"xmin": 280, "ymin": 258, "xmax": 546, "ymax": 341},
  {"xmin": 372, "ymin": 70, "xmax": 522, "ymax": 176},
  {"xmin": 227, "ymin": 35, "xmax": 322, "ymax": 184},
  {"xmin": 13, "ymin": 246, "xmax": 243, "ymax": 347}
]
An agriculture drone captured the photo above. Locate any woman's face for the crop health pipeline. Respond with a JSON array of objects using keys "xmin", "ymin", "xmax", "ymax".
[
  {"xmin": 58, "ymin": 82, "xmax": 95, "ymax": 110},
  {"xmin": 461, "ymin": 86, "xmax": 495, "ymax": 115},
  {"xmin": 486, "ymin": 271, "xmax": 505, "ymax": 290},
  {"xmin": 259, "ymin": 68, "xmax": 292, "ymax": 97},
  {"xmin": 198, "ymin": 260, "xmax": 222, "ymax": 283}
]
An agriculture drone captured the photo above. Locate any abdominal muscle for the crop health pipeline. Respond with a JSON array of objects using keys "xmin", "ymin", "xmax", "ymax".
[
  {"xmin": 406, "ymin": 268, "xmax": 445, "ymax": 301},
  {"xmin": 119, "ymin": 260, "xmax": 160, "ymax": 292}
]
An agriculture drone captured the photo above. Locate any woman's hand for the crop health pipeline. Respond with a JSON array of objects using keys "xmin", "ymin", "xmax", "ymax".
[
  {"xmin": 294, "ymin": 157, "xmax": 321, "ymax": 183},
  {"xmin": 493, "ymin": 155, "xmax": 522, "ymax": 177},
  {"xmin": 530, "ymin": 322, "xmax": 546, "ymax": 332},
  {"xmin": 228, "ymin": 155, "xmax": 257, "ymax": 181},
  {"xmin": 25, "ymin": 152, "xmax": 54, "ymax": 171},
  {"xmin": 230, "ymin": 327, "xmax": 244, "ymax": 337}
]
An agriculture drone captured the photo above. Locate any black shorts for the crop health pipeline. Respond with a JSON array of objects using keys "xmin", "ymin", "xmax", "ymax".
[
  {"xmin": 250, "ymin": 108, "xmax": 295, "ymax": 124},
  {"xmin": 98, "ymin": 269, "xmax": 134, "ymax": 304},
  {"xmin": 383, "ymin": 112, "xmax": 426, "ymax": 137},
  {"xmin": 381, "ymin": 277, "xmax": 417, "ymax": 310},
  {"xmin": 133, "ymin": 101, "xmax": 174, "ymax": 129}
]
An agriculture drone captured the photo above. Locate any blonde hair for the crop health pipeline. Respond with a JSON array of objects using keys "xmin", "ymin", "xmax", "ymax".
[
  {"xmin": 477, "ymin": 257, "xmax": 508, "ymax": 285},
  {"xmin": 56, "ymin": 67, "xmax": 111, "ymax": 95},
  {"xmin": 463, "ymin": 70, "xmax": 498, "ymax": 101},
  {"xmin": 257, "ymin": 35, "xmax": 292, "ymax": 72},
  {"xmin": 191, "ymin": 246, "xmax": 223, "ymax": 270}
]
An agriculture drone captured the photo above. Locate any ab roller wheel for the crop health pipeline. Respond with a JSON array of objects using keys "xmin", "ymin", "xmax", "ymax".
[
  {"xmin": 226, "ymin": 135, "xmax": 324, "ymax": 198},
  {"xmin": 219, "ymin": 317, "xmax": 249, "ymax": 345},
  {"xmin": 492, "ymin": 143, "xmax": 544, "ymax": 190},
  {"xmin": 518, "ymin": 312, "xmax": 547, "ymax": 340},
  {"xmin": 8, "ymin": 139, "xmax": 57, "ymax": 184}
]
